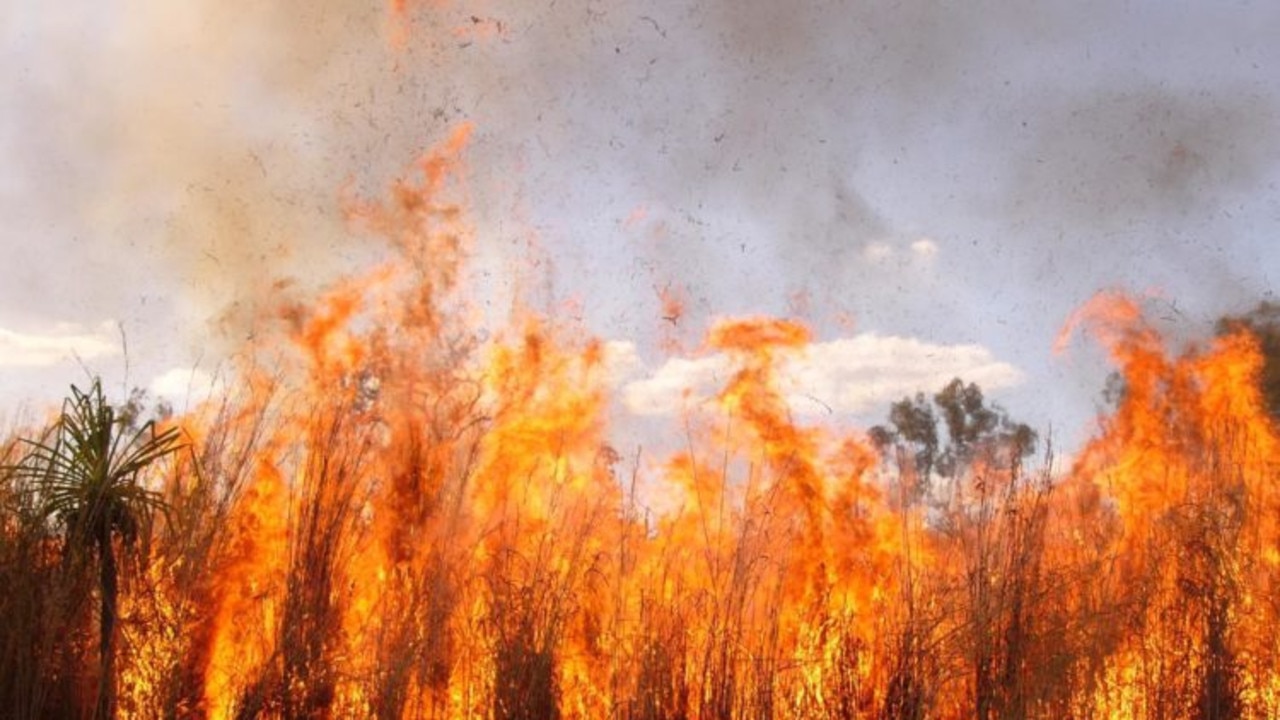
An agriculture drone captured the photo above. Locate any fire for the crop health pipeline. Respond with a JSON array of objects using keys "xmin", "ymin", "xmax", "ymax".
[
  {"xmin": 6, "ymin": 13, "xmax": 1280, "ymax": 720},
  {"xmin": 8, "ymin": 126, "xmax": 1278, "ymax": 717},
  {"xmin": 1059, "ymin": 292, "xmax": 1280, "ymax": 719}
]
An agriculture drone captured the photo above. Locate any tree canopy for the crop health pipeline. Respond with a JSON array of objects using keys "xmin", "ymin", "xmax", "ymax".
[{"xmin": 871, "ymin": 378, "xmax": 1036, "ymax": 501}]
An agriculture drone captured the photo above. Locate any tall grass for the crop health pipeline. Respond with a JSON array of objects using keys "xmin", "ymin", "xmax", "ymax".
[{"xmin": 1, "ymin": 324, "xmax": 1277, "ymax": 719}]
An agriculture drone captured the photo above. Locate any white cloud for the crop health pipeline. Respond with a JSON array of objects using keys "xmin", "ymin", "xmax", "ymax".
[
  {"xmin": 149, "ymin": 366, "xmax": 222, "ymax": 406},
  {"xmin": 910, "ymin": 238, "xmax": 939, "ymax": 257},
  {"xmin": 862, "ymin": 238, "xmax": 939, "ymax": 264},
  {"xmin": 601, "ymin": 339, "xmax": 644, "ymax": 384},
  {"xmin": 862, "ymin": 241, "xmax": 894, "ymax": 261},
  {"xmin": 0, "ymin": 321, "xmax": 120, "ymax": 367},
  {"xmin": 622, "ymin": 354, "xmax": 731, "ymax": 415},
  {"xmin": 623, "ymin": 333, "xmax": 1023, "ymax": 418}
]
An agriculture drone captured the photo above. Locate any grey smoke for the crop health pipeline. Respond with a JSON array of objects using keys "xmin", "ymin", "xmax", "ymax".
[{"xmin": 1, "ymin": 0, "xmax": 1277, "ymax": 433}]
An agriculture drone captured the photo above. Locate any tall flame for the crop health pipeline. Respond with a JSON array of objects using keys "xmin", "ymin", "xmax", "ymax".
[
  {"xmin": 19, "ymin": 127, "xmax": 1273, "ymax": 719},
  {"xmin": 6, "ymin": 18, "xmax": 1280, "ymax": 719}
]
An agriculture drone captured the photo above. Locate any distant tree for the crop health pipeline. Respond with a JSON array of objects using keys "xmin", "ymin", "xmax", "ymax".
[
  {"xmin": 884, "ymin": 392, "xmax": 940, "ymax": 491},
  {"xmin": 4, "ymin": 379, "xmax": 184, "ymax": 719},
  {"xmin": 872, "ymin": 379, "xmax": 1043, "ymax": 718},
  {"xmin": 934, "ymin": 379, "xmax": 1037, "ymax": 478},
  {"xmin": 871, "ymin": 378, "xmax": 1036, "ymax": 500},
  {"xmin": 1216, "ymin": 300, "xmax": 1280, "ymax": 420}
]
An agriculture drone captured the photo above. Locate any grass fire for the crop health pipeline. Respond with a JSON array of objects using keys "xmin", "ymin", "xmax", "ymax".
[
  {"xmin": 3, "ymin": 2, "xmax": 1278, "ymax": 719},
  {"xmin": 3, "ymin": 125, "xmax": 1279, "ymax": 719}
]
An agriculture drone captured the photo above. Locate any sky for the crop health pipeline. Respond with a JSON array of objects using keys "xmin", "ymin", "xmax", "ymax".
[{"xmin": 1, "ymin": 0, "xmax": 1277, "ymax": 451}]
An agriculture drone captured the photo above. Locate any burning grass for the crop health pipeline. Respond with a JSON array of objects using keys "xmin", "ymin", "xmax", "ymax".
[{"xmin": 2, "ymin": 131, "xmax": 1278, "ymax": 720}]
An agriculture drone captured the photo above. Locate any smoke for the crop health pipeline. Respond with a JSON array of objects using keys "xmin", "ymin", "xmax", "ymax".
[
  {"xmin": 2, "ymin": 0, "xmax": 1276, "ymax": 423},
  {"xmin": 378, "ymin": 0, "xmax": 1279, "ymax": 337},
  {"xmin": 1005, "ymin": 87, "xmax": 1277, "ymax": 229},
  {"xmin": 3, "ymin": 0, "xmax": 487, "ymax": 357},
  {"xmin": 94, "ymin": 2, "xmax": 406, "ymax": 343}
]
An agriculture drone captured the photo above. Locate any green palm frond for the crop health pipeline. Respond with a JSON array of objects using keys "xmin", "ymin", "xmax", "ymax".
[
  {"xmin": 0, "ymin": 378, "xmax": 189, "ymax": 719},
  {"xmin": 2, "ymin": 379, "xmax": 184, "ymax": 545}
]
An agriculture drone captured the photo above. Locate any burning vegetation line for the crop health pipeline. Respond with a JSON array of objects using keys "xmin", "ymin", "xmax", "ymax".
[{"xmin": 2, "ymin": 125, "xmax": 1280, "ymax": 719}]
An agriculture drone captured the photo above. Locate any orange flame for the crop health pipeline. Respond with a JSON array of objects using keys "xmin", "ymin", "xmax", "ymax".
[{"xmin": 13, "ymin": 17, "xmax": 1280, "ymax": 716}]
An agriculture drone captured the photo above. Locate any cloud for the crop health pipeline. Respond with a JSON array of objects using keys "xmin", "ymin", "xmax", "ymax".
[
  {"xmin": 622, "ymin": 354, "xmax": 732, "ymax": 415},
  {"xmin": 910, "ymin": 238, "xmax": 938, "ymax": 258},
  {"xmin": 623, "ymin": 333, "xmax": 1023, "ymax": 417},
  {"xmin": 0, "ymin": 322, "xmax": 120, "ymax": 368},
  {"xmin": 601, "ymin": 339, "xmax": 645, "ymax": 384},
  {"xmin": 861, "ymin": 237, "xmax": 940, "ymax": 264},
  {"xmin": 862, "ymin": 242, "xmax": 894, "ymax": 262},
  {"xmin": 149, "ymin": 366, "xmax": 222, "ymax": 407}
]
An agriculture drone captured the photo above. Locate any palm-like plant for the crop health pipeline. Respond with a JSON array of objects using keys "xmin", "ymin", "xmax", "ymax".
[{"xmin": 6, "ymin": 379, "xmax": 184, "ymax": 719}]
